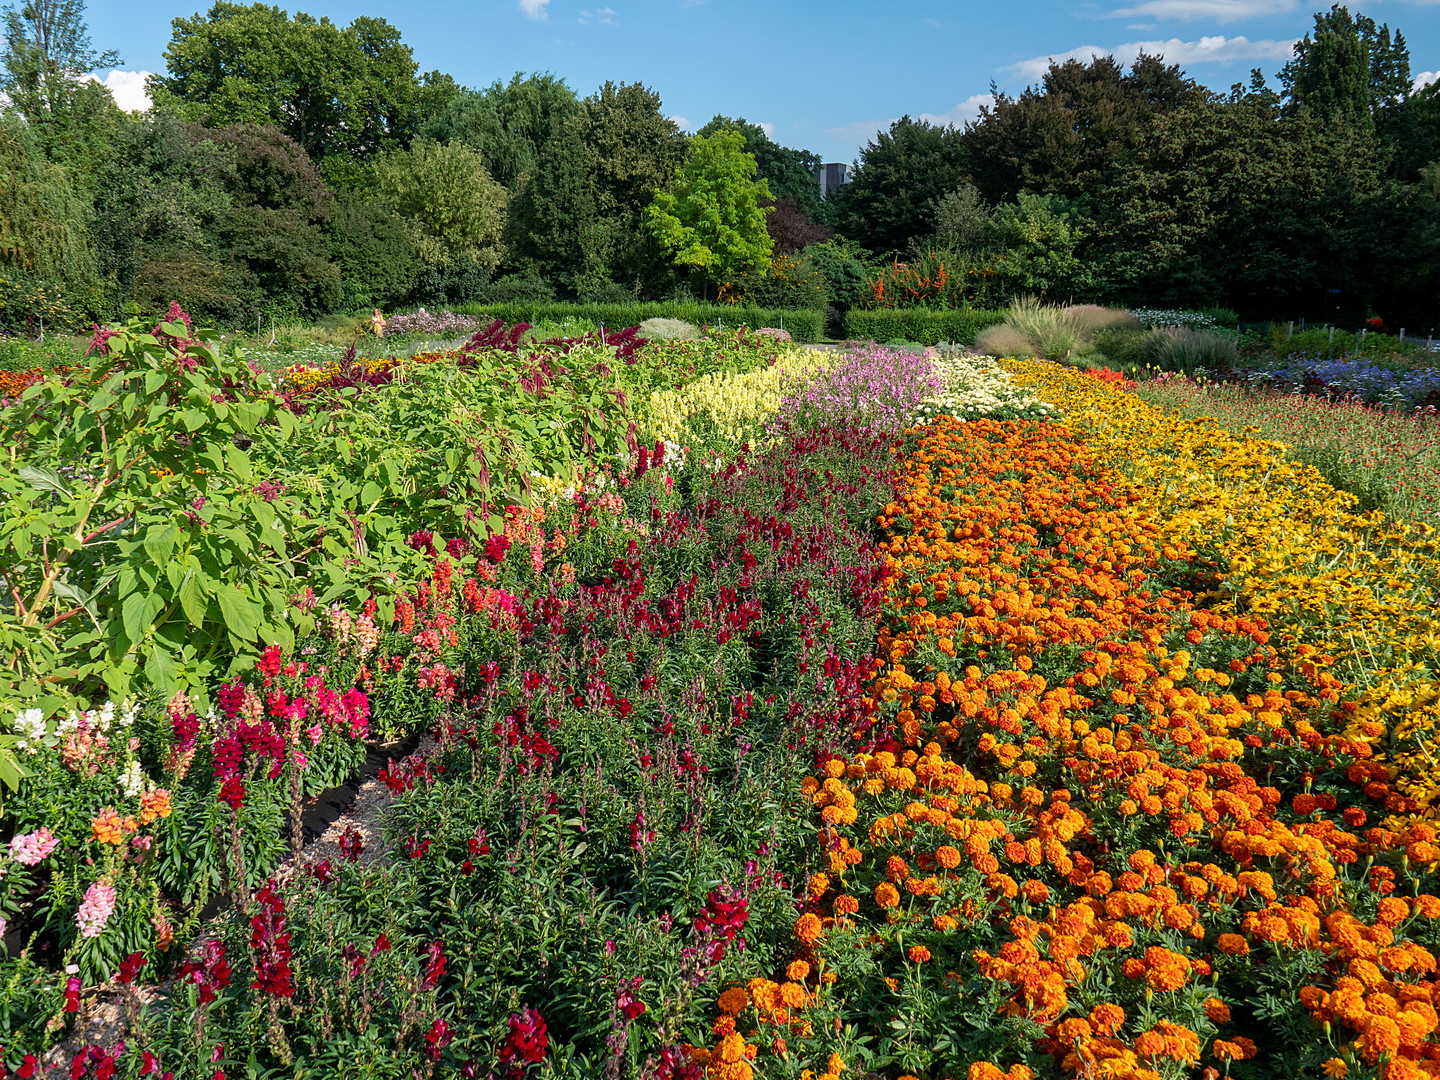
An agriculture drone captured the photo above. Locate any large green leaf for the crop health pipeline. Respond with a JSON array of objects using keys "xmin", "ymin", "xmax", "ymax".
[{"xmin": 215, "ymin": 585, "xmax": 261, "ymax": 641}]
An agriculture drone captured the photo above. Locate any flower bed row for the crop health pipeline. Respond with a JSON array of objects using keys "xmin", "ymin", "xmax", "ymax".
[{"xmin": 683, "ymin": 383, "xmax": 1440, "ymax": 1079}]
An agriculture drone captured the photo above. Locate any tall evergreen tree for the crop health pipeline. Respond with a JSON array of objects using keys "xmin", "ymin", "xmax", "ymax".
[
  {"xmin": 1280, "ymin": 4, "xmax": 1410, "ymax": 123},
  {"xmin": 835, "ymin": 116, "xmax": 968, "ymax": 257}
]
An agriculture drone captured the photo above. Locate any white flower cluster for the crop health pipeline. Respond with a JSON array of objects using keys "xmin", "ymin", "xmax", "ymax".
[
  {"xmin": 913, "ymin": 354, "xmax": 1059, "ymax": 424},
  {"xmin": 119, "ymin": 759, "xmax": 145, "ymax": 797},
  {"xmin": 13, "ymin": 708, "xmax": 46, "ymax": 754},
  {"xmin": 1130, "ymin": 308, "xmax": 1221, "ymax": 332}
]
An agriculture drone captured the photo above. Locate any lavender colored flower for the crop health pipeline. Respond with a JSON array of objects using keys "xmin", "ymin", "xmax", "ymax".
[
  {"xmin": 382, "ymin": 308, "xmax": 481, "ymax": 339},
  {"xmin": 768, "ymin": 344, "xmax": 941, "ymax": 438},
  {"xmin": 9, "ymin": 827, "xmax": 59, "ymax": 866},
  {"xmin": 76, "ymin": 879, "xmax": 117, "ymax": 938},
  {"xmin": 1245, "ymin": 354, "xmax": 1440, "ymax": 411}
]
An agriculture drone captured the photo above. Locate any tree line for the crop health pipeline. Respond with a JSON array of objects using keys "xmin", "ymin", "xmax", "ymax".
[{"xmin": 1, "ymin": 0, "xmax": 1437, "ymax": 332}]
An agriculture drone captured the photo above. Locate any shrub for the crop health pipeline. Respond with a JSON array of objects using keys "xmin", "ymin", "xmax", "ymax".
[
  {"xmin": 843, "ymin": 308, "xmax": 1006, "ymax": 346},
  {"xmin": 639, "ymin": 317, "xmax": 700, "ymax": 340}
]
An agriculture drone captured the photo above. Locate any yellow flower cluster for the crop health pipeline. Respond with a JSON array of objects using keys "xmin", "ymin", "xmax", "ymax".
[
  {"xmin": 1001, "ymin": 358, "xmax": 1440, "ymax": 828},
  {"xmin": 642, "ymin": 350, "xmax": 833, "ymax": 447}
]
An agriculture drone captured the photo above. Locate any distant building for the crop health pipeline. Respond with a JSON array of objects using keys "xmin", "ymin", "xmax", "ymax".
[{"xmin": 816, "ymin": 163, "xmax": 849, "ymax": 200}]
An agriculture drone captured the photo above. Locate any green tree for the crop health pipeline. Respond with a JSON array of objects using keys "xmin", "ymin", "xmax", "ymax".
[
  {"xmin": 0, "ymin": 0, "xmax": 117, "ymax": 116},
  {"xmin": 988, "ymin": 192, "xmax": 1090, "ymax": 299},
  {"xmin": 835, "ymin": 116, "xmax": 969, "ymax": 257},
  {"xmin": 696, "ymin": 114, "xmax": 824, "ymax": 221},
  {"xmin": 1087, "ymin": 88, "xmax": 1391, "ymax": 313},
  {"xmin": 645, "ymin": 128, "xmax": 773, "ymax": 297},
  {"xmin": 579, "ymin": 80, "xmax": 688, "ymax": 294},
  {"xmin": 326, "ymin": 195, "xmax": 416, "ymax": 310},
  {"xmin": 423, "ymin": 72, "xmax": 580, "ymax": 192},
  {"xmin": 373, "ymin": 140, "xmax": 507, "ymax": 272},
  {"xmin": 962, "ymin": 54, "xmax": 1202, "ymax": 205},
  {"xmin": 0, "ymin": 110, "xmax": 96, "ymax": 283},
  {"xmin": 509, "ymin": 111, "xmax": 608, "ymax": 296},
  {"xmin": 1280, "ymin": 4, "xmax": 1410, "ymax": 124},
  {"xmin": 149, "ymin": 3, "xmax": 455, "ymax": 168}
]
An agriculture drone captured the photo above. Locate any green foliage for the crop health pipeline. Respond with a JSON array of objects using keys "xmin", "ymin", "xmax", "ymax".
[
  {"xmin": 645, "ymin": 128, "xmax": 775, "ymax": 290},
  {"xmin": 1280, "ymin": 4, "xmax": 1411, "ymax": 124},
  {"xmin": 455, "ymin": 300, "xmax": 824, "ymax": 343},
  {"xmin": 373, "ymin": 140, "xmax": 508, "ymax": 271},
  {"xmin": 987, "ymin": 191, "xmax": 1092, "ymax": 299},
  {"xmin": 0, "ymin": 111, "xmax": 97, "ymax": 286},
  {"xmin": 422, "ymin": 72, "xmax": 580, "ymax": 192},
  {"xmin": 150, "ymin": 3, "xmax": 455, "ymax": 165},
  {"xmin": 1140, "ymin": 324, "xmax": 1241, "ymax": 374},
  {"xmin": 696, "ymin": 114, "xmax": 824, "ymax": 223},
  {"xmin": 836, "ymin": 115, "xmax": 969, "ymax": 257},
  {"xmin": 717, "ymin": 251, "xmax": 829, "ymax": 311},
  {"xmin": 808, "ymin": 239, "xmax": 878, "ymax": 309},
  {"xmin": 325, "ymin": 194, "xmax": 418, "ymax": 310},
  {"xmin": 962, "ymin": 54, "xmax": 1202, "ymax": 205},
  {"xmin": 0, "ymin": 0, "xmax": 117, "ymax": 119},
  {"xmin": 844, "ymin": 307, "xmax": 1006, "ymax": 345}
]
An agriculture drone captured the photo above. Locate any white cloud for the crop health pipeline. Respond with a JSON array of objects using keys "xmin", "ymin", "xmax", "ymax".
[
  {"xmin": 668, "ymin": 114, "xmax": 690, "ymax": 130},
  {"xmin": 1415, "ymin": 71, "xmax": 1439, "ymax": 93},
  {"xmin": 578, "ymin": 6, "xmax": 617, "ymax": 24},
  {"xmin": 1006, "ymin": 35, "xmax": 1295, "ymax": 82},
  {"xmin": 84, "ymin": 70, "xmax": 152, "ymax": 112},
  {"xmin": 758, "ymin": 121, "xmax": 775, "ymax": 137},
  {"xmin": 519, "ymin": 0, "xmax": 550, "ymax": 20},
  {"xmin": 1099, "ymin": 0, "xmax": 1296, "ymax": 22},
  {"xmin": 918, "ymin": 93, "xmax": 994, "ymax": 128}
]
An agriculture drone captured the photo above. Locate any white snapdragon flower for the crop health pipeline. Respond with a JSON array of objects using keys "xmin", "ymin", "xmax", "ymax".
[{"xmin": 119, "ymin": 759, "xmax": 144, "ymax": 798}]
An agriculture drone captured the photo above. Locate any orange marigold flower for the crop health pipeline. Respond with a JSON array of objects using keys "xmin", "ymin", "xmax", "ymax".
[
  {"xmin": 968, "ymin": 1065, "xmax": 1006, "ymax": 1080},
  {"xmin": 787, "ymin": 960, "xmax": 810, "ymax": 982},
  {"xmin": 808, "ymin": 872, "xmax": 830, "ymax": 899},
  {"xmin": 778, "ymin": 981, "xmax": 806, "ymax": 1008},
  {"xmin": 1414, "ymin": 894, "xmax": 1440, "ymax": 918},
  {"xmin": 1089, "ymin": 1003, "xmax": 1125, "ymax": 1035},
  {"xmin": 718, "ymin": 987, "xmax": 749, "ymax": 1015},
  {"xmin": 833, "ymin": 894, "xmax": 860, "ymax": 916},
  {"xmin": 936, "ymin": 845, "xmax": 962, "ymax": 869},
  {"xmin": 794, "ymin": 913, "xmax": 823, "ymax": 945},
  {"xmin": 1217, "ymin": 933, "xmax": 1250, "ymax": 956},
  {"xmin": 875, "ymin": 882, "xmax": 901, "ymax": 909},
  {"xmin": 907, "ymin": 945, "xmax": 931, "ymax": 963},
  {"xmin": 1204, "ymin": 997, "xmax": 1231, "ymax": 1023},
  {"xmin": 1322, "ymin": 1059, "xmax": 1348, "ymax": 1078},
  {"xmin": 886, "ymin": 856, "xmax": 909, "ymax": 881}
]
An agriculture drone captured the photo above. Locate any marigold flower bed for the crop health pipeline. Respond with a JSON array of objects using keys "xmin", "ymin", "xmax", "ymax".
[{"xmin": 689, "ymin": 409, "xmax": 1440, "ymax": 1080}]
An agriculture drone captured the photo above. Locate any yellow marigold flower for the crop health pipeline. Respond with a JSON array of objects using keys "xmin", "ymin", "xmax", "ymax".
[{"xmin": 1321, "ymin": 1060, "xmax": 1348, "ymax": 1079}]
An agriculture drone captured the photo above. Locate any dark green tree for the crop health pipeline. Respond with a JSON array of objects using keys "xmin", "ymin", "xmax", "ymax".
[
  {"xmin": 834, "ymin": 116, "xmax": 969, "ymax": 257},
  {"xmin": 509, "ymin": 111, "xmax": 607, "ymax": 296},
  {"xmin": 579, "ymin": 81, "xmax": 688, "ymax": 293},
  {"xmin": 962, "ymin": 54, "xmax": 1202, "ymax": 204},
  {"xmin": 423, "ymin": 72, "xmax": 580, "ymax": 192},
  {"xmin": 1280, "ymin": 4, "xmax": 1410, "ymax": 123},
  {"xmin": 150, "ymin": 3, "xmax": 455, "ymax": 168},
  {"xmin": 326, "ymin": 196, "xmax": 416, "ymax": 310}
]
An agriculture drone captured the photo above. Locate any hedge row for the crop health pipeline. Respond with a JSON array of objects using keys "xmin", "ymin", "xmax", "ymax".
[
  {"xmin": 455, "ymin": 301, "xmax": 825, "ymax": 343},
  {"xmin": 844, "ymin": 308, "xmax": 1007, "ymax": 345}
]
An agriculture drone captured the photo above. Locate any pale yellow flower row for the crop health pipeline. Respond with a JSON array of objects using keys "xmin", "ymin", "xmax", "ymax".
[
  {"xmin": 641, "ymin": 350, "xmax": 834, "ymax": 448},
  {"xmin": 1002, "ymin": 358, "xmax": 1440, "ymax": 826}
]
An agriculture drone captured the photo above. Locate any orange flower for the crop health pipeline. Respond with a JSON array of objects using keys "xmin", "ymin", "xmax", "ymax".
[
  {"xmin": 875, "ymin": 882, "xmax": 901, "ymax": 909},
  {"xmin": 794, "ymin": 913, "xmax": 823, "ymax": 945},
  {"xmin": 1217, "ymin": 934, "xmax": 1250, "ymax": 956},
  {"xmin": 90, "ymin": 809, "xmax": 125, "ymax": 846},
  {"xmin": 717, "ymin": 987, "xmax": 748, "ymax": 1015},
  {"xmin": 907, "ymin": 945, "xmax": 931, "ymax": 963},
  {"xmin": 786, "ymin": 960, "xmax": 810, "ymax": 982},
  {"xmin": 1203, "ymin": 997, "xmax": 1231, "ymax": 1023},
  {"xmin": 935, "ymin": 845, "xmax": 962, "ymax": 869}
]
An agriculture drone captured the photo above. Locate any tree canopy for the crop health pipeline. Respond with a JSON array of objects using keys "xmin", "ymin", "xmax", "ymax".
[{"xmin": 645, "ymin": 128, "xmax": 774, "ymax": 291}]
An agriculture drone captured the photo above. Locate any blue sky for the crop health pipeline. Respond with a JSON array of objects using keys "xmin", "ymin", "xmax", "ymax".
[{"xmin": 89, "ymin": 0, "xmax": 1440, "ymax": 165}]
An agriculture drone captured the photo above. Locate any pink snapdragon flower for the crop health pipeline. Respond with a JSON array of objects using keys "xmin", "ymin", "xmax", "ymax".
[
  {"xmin": 10, "ymin": 827, "xmax": 59, "ymax": 866},
  {"xmin": 76, "ymin": 880, "xmax": 117, "ymax": 938}
]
